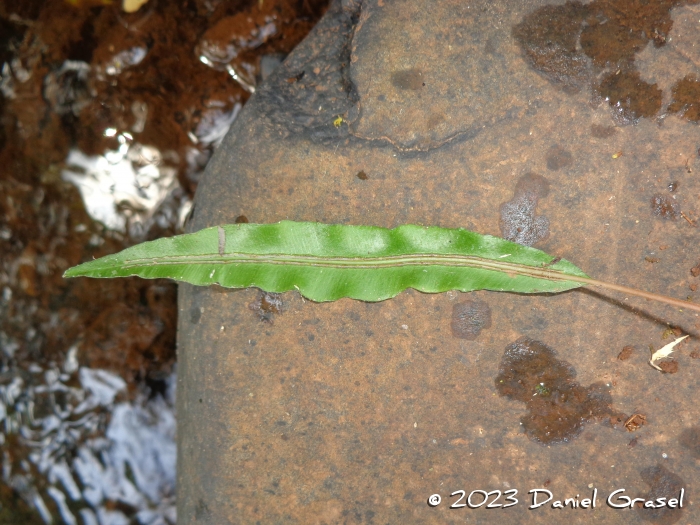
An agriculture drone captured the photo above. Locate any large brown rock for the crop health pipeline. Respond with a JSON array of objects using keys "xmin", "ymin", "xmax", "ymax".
[{"xmin": 178, "ymin": 0, "xmax": 700, "ymax": 523}]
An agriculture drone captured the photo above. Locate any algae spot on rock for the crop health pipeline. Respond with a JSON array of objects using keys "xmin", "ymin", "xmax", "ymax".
[
  {"xmin": 248, "ymin": 291, "xmax": 284, "ymax": 323},
  {"xmin": 651, "ymin": 193, "xmax": 680, "ymax": 220},
  {"xmin": 495, "ymin": 337, "xmax": 625, "ymax": 444},
  {"xmin": 511, "ymin": 1, "xmax": 590, "ymax": 93},
  {"xmin": 545, "ymin": 144, "xmax": 573, "ymax": 171},
  {"xmin": 668, "ymin": 75, "xmax": 700, "ymax": 123},
  {"xmin": 391, "ymin": 68, "xmax": 425, "ymax": 91},
  {"xmin": 513, "ymin": 0, "xmax": 693, "ymax": 123},
  {"xmin": 499, "ymin": 173, "xmax": 550, "ymax": 247},
  {"xmin": 596, "ymin": 70, "xmax": 662, "ymax": 125},
  {"xmin": 190, "ymin": 306, "xmax": 202, "ymax": 324},
  {"xmin": 450, "ymin": 298, "xmax": 492, "ymax": 340},
  {"xmin": 679, "ymin": 426, "xmax": 700, "ymax": 459},
  {"xmin": 637, "ymin": 465, "xmax": 686, "ymax": 525},
  {"xmin": 590, "ymin": 124, "xmax": 617, "ymax": 138},
  {"xmin": 579, "ymin": 17, "xmax": 647, "ymax": 67}
]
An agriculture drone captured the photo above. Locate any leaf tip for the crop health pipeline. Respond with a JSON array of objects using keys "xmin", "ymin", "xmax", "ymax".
[{"xmin": 63, "ymin": 266, "xmax": 80, "ymax": 279}]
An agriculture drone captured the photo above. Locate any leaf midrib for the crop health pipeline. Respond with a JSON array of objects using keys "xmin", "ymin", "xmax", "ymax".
[{"xmin": 112, "ymin": 253, "xmax": 584, "ymax": 282}]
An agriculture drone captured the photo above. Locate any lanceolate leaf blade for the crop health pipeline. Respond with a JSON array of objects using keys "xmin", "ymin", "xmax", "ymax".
[{"xmin": 64, "ymin": 221, "xmax": 589, "ymax": 302}]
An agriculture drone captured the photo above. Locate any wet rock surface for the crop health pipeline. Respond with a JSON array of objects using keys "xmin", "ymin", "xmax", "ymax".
[
  {"xmin": 450, "ymin": 297, "xmax": 492, "ymax": 340},
  {"xmin": 512, "ymin": 1, "xmax": 591, "ymax": 92},
  {"xmin": 347, "ymin": 0, "xmax": 547, "ymax": 150},
  {"xmin": 255, "ymin": 0, "xmax": 360, "ymax": 144},
  {"xmin": 178, "ymin": 0, "xmax": 700, "ymax": 523},
  {"xmin": 499, "ymin": 173, "xmax": 551, "ymax": 246},
  {"xmin": 618, "ymin": 345, "xmax": 635, "ymax": 361},
  {"xmin": 679, "ymin": 426, "xmax": 700, "ymax": 458},
  {"xmin": 669, "ymin": 74, "xmax": 700, "ymax": 122},
  {"xmin": 513, "ymin": 0, "xmax": 700, "ymax": 123},
  {"xmin": 651, "ymin": 193, "xmax": 681, "ymax": 220},
  {"xmin": 545, "ymin": 144, "xmax": 573, "ymax": 171},
  {"xmin": 248, "ymin": 291, "xmax": 284, "ymax": 323},
  {"xmin": 596, "ymin": 70, "xmax": 663, "ymax": 123},
  {"xmin": 637, "ymin": 465, "xmax": 686, "ymax": 524},
  {"xmin": 495, "ymin": 337, "xmax": 624, "ymax": 444}
]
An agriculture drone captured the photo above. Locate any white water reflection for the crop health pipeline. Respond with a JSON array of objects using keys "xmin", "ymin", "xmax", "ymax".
[
  {"xmin": 0, "ymin": 362, "xmax": 177, "ymax": 525},
  {"xmin": 61, "ymin": 133, "xmax": 186, "ymax": 239},
  {"xmin": 98, "ymin": 47, "xmax": 148, "ymax": 78}
]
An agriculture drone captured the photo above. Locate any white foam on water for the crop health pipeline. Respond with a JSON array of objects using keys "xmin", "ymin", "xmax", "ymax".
[
  {"xmin": 1, "ymin": 361, "xmax": 177, "ymax": 524},
  {"xmin": 47, "ymin": 485, "xmax": 77, "ymax": 525}
]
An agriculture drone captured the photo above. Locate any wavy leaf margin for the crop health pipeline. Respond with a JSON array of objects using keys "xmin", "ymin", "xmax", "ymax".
[{"xmin": 64, "ymin": 221, "xmax": 589, "ymax": 302}]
